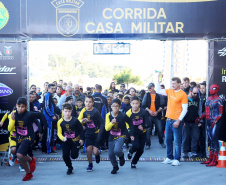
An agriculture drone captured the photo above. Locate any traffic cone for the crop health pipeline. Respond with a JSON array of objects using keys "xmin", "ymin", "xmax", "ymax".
[{"xmin": 216, "ymin": 141, "xmax": 226, "ymax": 168}]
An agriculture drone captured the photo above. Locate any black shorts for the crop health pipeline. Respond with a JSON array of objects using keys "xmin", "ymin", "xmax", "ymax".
[
  {"xmin": 16, "ymin": 140, "xmax": 33, "ymax": 156},
  {"xmin": 85, "ymin": 134, "xmax": 99, "ymax": 148}
]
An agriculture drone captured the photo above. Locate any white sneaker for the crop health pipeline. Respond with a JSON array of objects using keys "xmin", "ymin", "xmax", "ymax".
[
  {"xmin": 19, "ymin": 165, "xmax": 25, "ymax": 172},
  {"xmin": 171, "ymin": 160, "xmax": 181, "ymax": 166},
  {"xmin": 9, "ymin": 159, "xmax": 15, "ymax": 166},
  {"xmin": 162, "ymin": 158, "xmax": 174, "ymax": 164}
]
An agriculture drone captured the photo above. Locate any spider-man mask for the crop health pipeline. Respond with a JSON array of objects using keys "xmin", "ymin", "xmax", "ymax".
[{"xmin": 210, "ymin": 84, "xmax": 219, "ymax": 95}]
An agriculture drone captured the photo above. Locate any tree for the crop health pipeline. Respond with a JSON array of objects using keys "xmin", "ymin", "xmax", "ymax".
[{"xmin": 113, "ymin": 69, "xmax": 142, "ymax": 88}]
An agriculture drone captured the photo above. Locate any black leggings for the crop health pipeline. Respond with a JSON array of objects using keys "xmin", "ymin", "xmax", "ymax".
[
  {"xmin": 62, "ymin": 140, "xmax": 80, "ymax": 168},
  {"xmin": 129, "ymin": 134, "xmax": 146, "ymax": 165}
]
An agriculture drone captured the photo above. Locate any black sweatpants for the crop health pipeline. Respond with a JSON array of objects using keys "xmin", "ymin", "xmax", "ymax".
[
  {"xmin": 62, "ymin": 140, "xmax": 80, "ymax": 168},
  {"xmin": 129, "ymin": 133, "xmax": 146, "ymax": 165}
]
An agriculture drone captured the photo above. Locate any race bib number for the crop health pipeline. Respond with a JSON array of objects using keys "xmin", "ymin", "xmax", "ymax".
[
  {"xmin": 16, "ymin": 126, "xmax": 28, "ymax": 136},
  {"xmin": 132, "ymin": 118, "xmax": 143, "ymax": 126},
  {"xmin": 64, "ymin": 131, "xmax": 75, "ymax": 139},
  {"xmin": 110, "ymin": 129, "xmax": 121, "ymax": 136},
  {"xmin": 86, "ymin": 121, "xmax": 96, "ymax": 128}
]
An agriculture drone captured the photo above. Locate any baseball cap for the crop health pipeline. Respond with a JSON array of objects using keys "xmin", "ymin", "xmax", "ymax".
[{"xmin": 147, "ymin": 83, "xmax": 155, "ymax": 88}]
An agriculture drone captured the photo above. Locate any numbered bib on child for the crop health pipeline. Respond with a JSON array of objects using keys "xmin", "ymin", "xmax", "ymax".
[
  {"xmin": 86, "ymin": 121, "xmax": 96, "ymax": 128},
  {"xmin": 16, "ymin": 126, "xmax": 28, "ymax": 136},
  {"xmin": 132, "ymin": 118, "xmax": 143, "ymax": 126},
  {"xmin": 110, "ymin": 129, "xmax": 121, "ymax": 136},
  {"xmin": 64, "ymin": 131, "xmax": 75, "ymax": 139}
]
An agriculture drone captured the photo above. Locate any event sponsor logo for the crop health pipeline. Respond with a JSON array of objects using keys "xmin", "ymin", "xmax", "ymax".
[
  {"xmin": 0, "ymin": 83, "xmax": 13, "ymax": 97},
  {"xmin": 0, "ymin": 65, "xmax": 16, "ymax": 74},
  {"xmin": 218, "ymin": 47, "xmax": 226, "ymax": 57},
  {"xmin": 0, "ymin": 109, "xmax": 10, "ymax": 114},
  {"xmin": 4, "ymin": 46, "xmax": 12, "ymax": 56},
  {"xmin": 0, "ymin": 46, "xmax": 14, "ymax": 60},
  {"xmin": 51, "ymin": 0, "xmax": 84, "ymax": 37},
  {"xmin": 0, "ymin": 2, "xmax": 9, "ymax": 30}
]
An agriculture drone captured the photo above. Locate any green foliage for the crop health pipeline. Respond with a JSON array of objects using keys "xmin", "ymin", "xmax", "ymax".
[{"xmin": 113, "ymin": 69, "xmax": 142, "ymax": 88}]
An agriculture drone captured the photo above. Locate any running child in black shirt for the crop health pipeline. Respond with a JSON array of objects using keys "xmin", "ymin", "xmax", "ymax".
[
  {"xmin": 78, "ymin": 95, "xmax": 104, "ymax": 172},
  {"xmin": 105, "ymin": 99, "xmax": 128, "ymax": 174},
  {"xmin": 126, "ymin": 96, "xmax": 150, "ymax": 169},
  {"xmin": 8, "ymin": 97, "xmax": 47, "ymax": 181},
  {"xmin": 57, "ymin": 103, "xmax": 84, "ymax": 175}
]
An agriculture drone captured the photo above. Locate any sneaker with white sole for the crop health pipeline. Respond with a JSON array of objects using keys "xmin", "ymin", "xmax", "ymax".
[
  {"xmin": 19, "ymin": 164, "xmax": 25, "ymax": 172},
  {"xmin": 162, "ymin": 158, "xmax": 174, "ymax": 164},
  {"xmin": 171, "ymin": 160, "xmax": 181, "ymax": 166}
]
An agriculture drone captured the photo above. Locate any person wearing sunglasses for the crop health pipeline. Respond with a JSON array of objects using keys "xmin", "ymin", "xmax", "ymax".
[{"xmin": 182, "ymin": 86, "xmax": 202, "ymax": 159}]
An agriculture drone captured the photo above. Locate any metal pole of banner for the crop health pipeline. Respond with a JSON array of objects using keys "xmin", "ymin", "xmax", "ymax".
[
  {"xmin": 170, "ymin": 40, "xmax": 174, "ymax": 88},
  {"xmin": 206, "ymin": 40, "xmax": 210, "ymax": 157},
  {"xmin": 26, "ymin": 41, "xmax": 30, "ymax": 111}
]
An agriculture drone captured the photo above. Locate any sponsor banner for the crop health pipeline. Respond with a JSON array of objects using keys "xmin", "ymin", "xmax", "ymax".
[
  {"xmin": 209, "ymin": 41, "xmax": 226, "ymax": 95},
  {"xmin": 1, "ymin": 0, "xmax": 226, "ymax": 39},
  {"xmin": 0, "ymin": 42, "xmax": 27, "ymax": 145}
]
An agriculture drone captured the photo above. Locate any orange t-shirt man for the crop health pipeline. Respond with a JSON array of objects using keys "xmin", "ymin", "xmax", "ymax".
[
  {"xmin": 150, "ymin": 94, "xmax": 156, "ymax": 113},
  {"xmin": 165, "ymin": 89, "xmax": 188, "ymax": 120}
]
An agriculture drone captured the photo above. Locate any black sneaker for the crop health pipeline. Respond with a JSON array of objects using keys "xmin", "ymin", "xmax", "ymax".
[
  {"xmin": 67, "ymin": 167, "xmax": 73, "ymax": 175},
  {"xmin": 111, "ymin": 166, "xmax": 119, "ymax": 174},
  {"xmin": 131, "ymin": 163, "xmax": 136, "ymax": 169},
  {"xmin": 119, "ymin": 154, "xmax": 125, "ymax": 166},
  {"xmin": 127, "ymin": 152, "xmax": 132, "ymax": 160},
  {"xmin": 95, "ymin": 155, "xmax": 100, "ymax": 164}
]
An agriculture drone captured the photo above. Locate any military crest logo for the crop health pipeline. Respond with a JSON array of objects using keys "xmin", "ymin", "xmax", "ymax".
[
  {"xmin": 4, "ymin": 46, "xmax": 12, "ymax": 56},
  {"xmin": 51, "ymin": 0, "xmax": 84, "ymax": 37}
]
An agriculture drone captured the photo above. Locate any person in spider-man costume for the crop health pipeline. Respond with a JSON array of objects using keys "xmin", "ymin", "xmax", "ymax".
[{"xmin": 196, "ymin": 84, "xmax": 223, "ymax": 167}]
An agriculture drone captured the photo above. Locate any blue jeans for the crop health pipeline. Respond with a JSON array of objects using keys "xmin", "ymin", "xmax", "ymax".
[{"xmin": 165, "ymin": 119, "xmax": 183, "ymax": 161}]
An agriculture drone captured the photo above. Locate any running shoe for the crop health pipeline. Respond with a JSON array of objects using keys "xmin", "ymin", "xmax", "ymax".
[
  {"xmin": 171, "ymin": 160, "xmax": 181, "ymax": 166},
  {"xmin": 22, "ymin": 173, "xmax": 33, "ymax": 181},
  {"xmin": 29, "ymin": 157, "xmax": 36, "ymax": 173},
  {"xmin": 86, "ymin": 164, "xmax": 93, "ymax": 172},
  {"xmin": 162, "ymin": 158, "xmax": 174, "ymax": 164},
  {"xmin": 19, "ymin": 164, "xmax": 25, "ymax": 172},
  {"xmin": 131, "ymin": 163, "xmax": 136, "ymax": 169},
  {"xmin": 95, "ymin": 155, "xmax": 100, "ymax": 164},
  {"xmin": 111, "ymin": 166, "xmax": 119, "ymax": 174},
  {"xmin": 67, "ymin": 167, "xmax": 73, "ymax": 175},
  {"xmin": 127, "ymin": 152, "xmax": 132, "ymax": 160}
]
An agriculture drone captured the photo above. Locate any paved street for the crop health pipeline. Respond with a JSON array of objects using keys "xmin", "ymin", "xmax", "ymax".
[{"xmin": 1, "ymin": 136, "xmax": 226, "ymax": 185}]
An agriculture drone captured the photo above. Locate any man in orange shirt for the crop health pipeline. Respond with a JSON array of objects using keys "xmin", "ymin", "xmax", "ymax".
[
  {"xmin": 142, "ymin": 83, "xmax": 166, "ymax": 149},
  {"xmin": 156, "ymin": 76, "xmax": 188, "ymax": 166}
]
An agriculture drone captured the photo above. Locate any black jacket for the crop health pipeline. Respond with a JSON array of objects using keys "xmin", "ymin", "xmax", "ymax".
[
  {"xmin": 141, "ymin": 92, "xmax": 164, "ymax": 119},
  {"xmin": 92, "ymin": 93, "xmax": 108, "ymax": 114}
]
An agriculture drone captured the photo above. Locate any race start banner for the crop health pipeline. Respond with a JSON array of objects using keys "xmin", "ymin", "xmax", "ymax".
[
  {"xmin": 0, "ymin": 0, "xmax": 226, "ymax": 39},
  {"xmin": 0, "ymin": 42, "xmax": 27, "ymax": 146}
]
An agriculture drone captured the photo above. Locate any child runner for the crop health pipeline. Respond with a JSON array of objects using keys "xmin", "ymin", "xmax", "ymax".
[
  {"xmin": 126, "ymin": 96, "xmax": 150, "ymax": 169},
  {"xmin": 78, "ymin": 95, "xmax": 104, "ymax": 172},
  {"xmin": 57, "ymin": 103, "xmax": 84, "ymax": 175},
  {"xmin": 105, "ymin": 98, "xmax": 128, "ymax": 174},
  {"xmin": 8, "ymin": 97, "xmax": 47, "ymax": 181},
  {"xmin": 75, "ymin": 98, "xmax": 84, "ymax": 118}
]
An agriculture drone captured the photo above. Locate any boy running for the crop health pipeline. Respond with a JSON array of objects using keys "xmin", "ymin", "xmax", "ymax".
[
  {"xmin": 57, "ymin": 103, "xmax": 84, "ymax": 175},
  {"xmin": 105, "ymin": 98, "xmax": 128, "ymax": 174},
  {"xmin": 8, "ymin": 97, "xmax": 47, "ymax": 181},
  {"xmin": 78, "ymin": 95, "xmax": 104, "ymax": 172},
  {"xmin": 126, "ymin": 96, "xmax": 150, "ymax": 169}
]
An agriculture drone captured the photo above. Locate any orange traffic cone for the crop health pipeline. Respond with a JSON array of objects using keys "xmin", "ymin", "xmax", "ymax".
[{"xmin": 216, "ymin": 141, "xmax": 226, "ymax": 168}]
